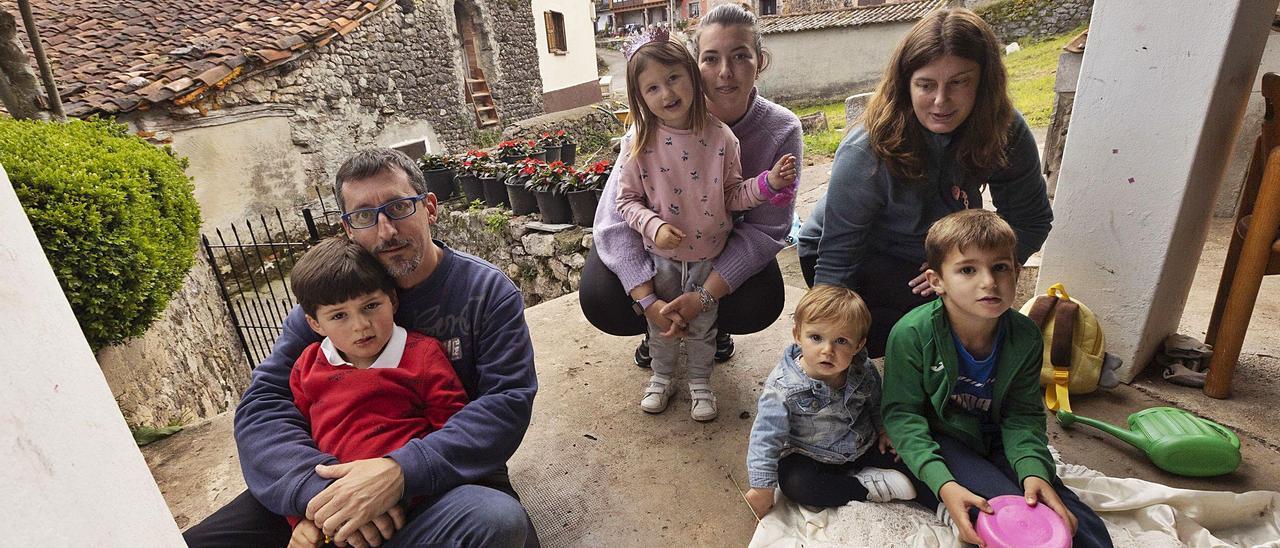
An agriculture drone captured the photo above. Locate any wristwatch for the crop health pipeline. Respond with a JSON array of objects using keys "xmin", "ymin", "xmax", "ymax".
[
  {"xmin": 632, "ymin": 293, "xmax": 659, "ymax": 316},
  {"xmin": 693, "ymin": 285, "xmax": 716, "ymax": 312}
]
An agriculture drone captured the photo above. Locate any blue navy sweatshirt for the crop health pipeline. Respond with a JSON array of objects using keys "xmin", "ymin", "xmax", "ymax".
[{"xmin": 234, "ymin": 241, "xmax": 538, "ymax": 516}]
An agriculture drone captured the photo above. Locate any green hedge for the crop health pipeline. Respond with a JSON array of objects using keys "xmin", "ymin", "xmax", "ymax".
[{"xmin": 0, "ymin": 118, "xmax": 201, "ymax": 350}]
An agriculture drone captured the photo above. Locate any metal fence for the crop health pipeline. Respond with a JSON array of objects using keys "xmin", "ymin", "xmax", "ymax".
[{"xmin": 202, "ymin": 187, "xmax": 343, "ymax": 369}]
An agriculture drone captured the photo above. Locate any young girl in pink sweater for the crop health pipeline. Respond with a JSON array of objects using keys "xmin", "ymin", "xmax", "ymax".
[{"xmin": 617, "ymin": 30, "xmax": 796, "ymax": 421}]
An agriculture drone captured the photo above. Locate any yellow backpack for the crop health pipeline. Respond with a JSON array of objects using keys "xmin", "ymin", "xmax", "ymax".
[{"xmin": 1018, "ymin": 283, "xmax": 1105, "ymax": 413}]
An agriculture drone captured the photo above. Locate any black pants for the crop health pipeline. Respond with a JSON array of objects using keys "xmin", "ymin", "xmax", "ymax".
[
  {"xmin": 777, "ymin": 451, "xmax": 937, "ymax": 509},
  {"xmin": 800, "ymin": 252, "xmax": 931, "ymax": 358},
  {"xmin": 578, "ymin": 247, "xmax": 785, "ymax": 336},
  {"xmin": 934, "ymin": 433, "xmax": 1113, "ymax": 547}
]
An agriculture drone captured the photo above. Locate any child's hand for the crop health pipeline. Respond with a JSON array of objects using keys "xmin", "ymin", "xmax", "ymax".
[
  {"xmin": 288, "ymin": 519, "xmax": 324, "ymax": 548},
  {"xmin": 655, "ymin": 223, "xmax": 685, "ymax": 250},
  {"xmin": 1022, "ymin": 476, "xmax": 1078, "ymax": 535},
  {"xmin": 877, "ymin": 430, "xmax": 900, "ymax": 462},
  {"xmin": 767, "ymin": 154, "xmax": 798, "ymax": 191},
  {"xmin": 938, "ymin": 481, "xmax": 993, "ymax": 547},
  {"xmin": 745, "ymin": 487, "xmax": 775, "ymax": 519}
]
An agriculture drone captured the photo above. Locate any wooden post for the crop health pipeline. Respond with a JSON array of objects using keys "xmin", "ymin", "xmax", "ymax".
[
  {"xmin": 16, "ymin": 0, "xmax": 63, "ymax": 120},
  {"xmin": 1204, "ymin": 149, "xmax": 1280, "ymax": 398}
]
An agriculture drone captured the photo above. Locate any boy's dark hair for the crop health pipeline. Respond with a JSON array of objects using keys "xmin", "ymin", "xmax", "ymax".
[
  {"xmin": 290, "ymin": 236, "xmax": 397, "ymax": 317},
  {"xmin": 925, "ymin": 209, "xmax": 1017, "ymax": 274}
]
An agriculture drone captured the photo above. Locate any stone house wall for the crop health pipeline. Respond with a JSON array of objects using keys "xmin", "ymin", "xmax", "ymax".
[
  {"xmin": 974, "ymin": 0, "xmax": 1092, "ymax": 43},
  {"xmin": 434, "ymin": 204, "xmax": 592, "ymax": 307},
  {"xmin": 97, "ymin": 252, "xmax": 250, "ymax": 429}
]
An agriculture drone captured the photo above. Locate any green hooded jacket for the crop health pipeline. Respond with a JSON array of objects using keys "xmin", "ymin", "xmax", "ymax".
[{"xmin": 881, "ymin": 299, "xmax": 1054, "ymax": 496}]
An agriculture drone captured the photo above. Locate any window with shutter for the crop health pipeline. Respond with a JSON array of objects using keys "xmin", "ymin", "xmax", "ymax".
[{"xmin": 544, "ymin": 11, "xmax": 568, "ymax": 53}]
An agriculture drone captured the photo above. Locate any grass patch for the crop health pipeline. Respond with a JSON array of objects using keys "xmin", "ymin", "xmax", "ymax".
[
  {"xmin": 787, "ymin": 100, "xmax": 850, "ymax": 158},
  {"xmin": 1005, "ymin": 27, "xmax": 1083, "ymax": 127}
]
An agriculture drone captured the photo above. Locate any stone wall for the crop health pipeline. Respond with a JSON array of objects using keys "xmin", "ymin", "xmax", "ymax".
[
  {"xmin": 433, "ymin": 203, "xmax": 592, "ymax": 307},
  {"xmin": 97, "ymin": 251, "xmax": 250, "ymax": 429},
  {"xmin": 975, "ymin": 0, "xmax": 1092, "ymax": 43},
  {"xmin": 211, "ymin": 0, "xmax": 544, "ymax": 193},
  {"xmin": 779, "ymin": 0, "xmax": 885, "ymax": 16}
]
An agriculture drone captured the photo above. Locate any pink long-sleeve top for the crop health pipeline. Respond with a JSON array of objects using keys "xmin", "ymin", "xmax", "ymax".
[{"xmin": 616, "ymin": 116, "xmax": 767, "ymax": 262}]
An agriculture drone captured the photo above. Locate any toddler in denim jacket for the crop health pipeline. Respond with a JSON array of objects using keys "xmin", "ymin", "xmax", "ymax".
[{"xmin": 744, "ymin": 285, "xmax": 936, "ymax": 518}]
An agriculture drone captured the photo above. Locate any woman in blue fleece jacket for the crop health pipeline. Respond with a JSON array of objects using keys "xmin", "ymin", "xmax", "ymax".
[{"xmin": 796, "ymin": 7, "xmax": 1053, "ymax": 358}]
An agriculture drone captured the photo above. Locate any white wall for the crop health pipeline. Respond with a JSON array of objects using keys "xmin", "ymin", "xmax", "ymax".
[
  {"xmin": 169, "ymin": 112, "xmax": 312, "ymax": 232},
  {"xmin": 533, "ymin": 0, "xmax": 601, "ymax": 94},
  {"xmin": 0, "ymin": 166, "xmax": 184, "ymax": 545},
  {"xmin": 757, "ymin": 21, "xmax": 914, "ymax": 102},
  {"xmin": 1038, "ymin": 0, "xmax": 1279, "ymax": 382}
]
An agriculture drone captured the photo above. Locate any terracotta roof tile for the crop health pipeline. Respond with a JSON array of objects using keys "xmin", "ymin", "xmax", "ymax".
[
  {"xmin": 758, "ymin": 0, "xmax": 943, "ymax": 35},
  {"xmin": 0, "ymin": 0, "xmax": 396, "ymax": 117}
]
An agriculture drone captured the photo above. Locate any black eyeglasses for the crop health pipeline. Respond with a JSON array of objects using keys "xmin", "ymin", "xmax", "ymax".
[{"xmin": 341, "ymin": 194, "xmax": 428, "ymax": 229}]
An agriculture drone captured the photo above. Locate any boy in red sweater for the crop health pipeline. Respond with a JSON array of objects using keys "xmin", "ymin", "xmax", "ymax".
[{"xmin": 284, "ymin": 237, "xmax": 468, "ymax": 547}]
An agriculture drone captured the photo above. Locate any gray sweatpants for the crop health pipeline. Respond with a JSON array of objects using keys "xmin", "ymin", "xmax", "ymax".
[{"xmin": 648, "ymin": 255, "xmax": 717, "ymax": 380}]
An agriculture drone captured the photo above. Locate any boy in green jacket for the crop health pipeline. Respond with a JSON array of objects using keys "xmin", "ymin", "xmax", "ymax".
[{"xmin": 882, "ymin": 209, "xmax": 1111, "ymax": 547}]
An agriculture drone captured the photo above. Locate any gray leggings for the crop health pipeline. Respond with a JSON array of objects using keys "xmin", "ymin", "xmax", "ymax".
[{"xmin": 647, "ymin": 256, "xmax": 716, "ymax": 380}]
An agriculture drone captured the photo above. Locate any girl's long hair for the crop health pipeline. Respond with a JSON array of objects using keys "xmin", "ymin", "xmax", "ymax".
[
  {"xmin": 861, "ymin": 8, "xmax": 1012, "ymax": 182},
  {"xmin": 625, "ymin": 39, "xmax": 708, "ymax": 158}
]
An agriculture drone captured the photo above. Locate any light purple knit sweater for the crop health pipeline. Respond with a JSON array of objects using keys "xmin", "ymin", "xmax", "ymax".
[{"xmin": 592, "ymin": 89, "xmax": 803, "ymax": 293}]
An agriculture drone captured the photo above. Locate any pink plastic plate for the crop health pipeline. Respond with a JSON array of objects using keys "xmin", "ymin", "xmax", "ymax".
[{"xmin": 974, "ymin": 495, "xmax": 1072, "ymax": 548}]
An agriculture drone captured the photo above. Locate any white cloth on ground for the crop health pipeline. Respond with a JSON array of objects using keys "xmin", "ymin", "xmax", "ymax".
[{"xmin": 749, "ymin": 457, "xmax": 1280, "ymax": 547}]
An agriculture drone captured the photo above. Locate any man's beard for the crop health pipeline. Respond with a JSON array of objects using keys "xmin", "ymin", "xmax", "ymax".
[{"xmin": 374, "ymin": 238, "xmax": 422, "ymax": 279}]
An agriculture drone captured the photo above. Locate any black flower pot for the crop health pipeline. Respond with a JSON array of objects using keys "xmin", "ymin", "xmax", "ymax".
[
  {"xmin": 561, "ymin": 143, "xmax": 577, "ymax": 166},
  {"xmin": 423, "ymin": 168, "xmax": 456, "ymax": 200},
  {"xmin": 531, "ymin": 149, "xmax": 547, "ymax": 162},
  {"xmin": 506, "ymin": 182, "xmax": 538, "ymax": 215},
  {"xmin": 500, "ymin": 154, "xmax": 525, "ymax": 165},
  {"xmin": 566, "ymin": 189, "xmax": 598, "ymax": 227},
  {"xmin": 458, "ymin": 174, "xmax": 485, "ymax": 204},
  {"xmin": 543, "ymin": 144, "xmax": 562, "ymax": 163},
  {"xmin": 481, "ymin": 176, "xmax": 509, "ymax": 207},
  {"xmin": 534, "ymin": 190, "xmax": 572, "ymax": 224},
  {"xmin": 593, "ymin": 187, "xmax": 603, "ymax": 202}
]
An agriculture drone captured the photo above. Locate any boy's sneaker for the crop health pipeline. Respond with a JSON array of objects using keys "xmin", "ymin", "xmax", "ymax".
[
  {"xmin": 714, "ymin": 333, "xmax": 735, "ymax": 362},
  {"xmin": 640, "ymin": 375, "xmax": 673, "ymax": 413},
  {"xmin": 689, "ymin": 380, "xmax": 718, "ymax": 421},
  {"xmin": 853, "ymin": 467, "xmax": 917, "ymax": 502},
  {"xmin": 634, "ymin": 336, "xmax": 652, "ymax": 368}
]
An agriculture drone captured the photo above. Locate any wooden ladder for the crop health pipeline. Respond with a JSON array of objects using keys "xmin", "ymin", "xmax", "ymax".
[{"xmin": 459, "ymin": 16, "xmax": 499, "ymax": 129}]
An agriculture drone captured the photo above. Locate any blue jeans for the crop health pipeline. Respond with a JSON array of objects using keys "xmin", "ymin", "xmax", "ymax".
[
  {"xmin": 933, "ymin": 433, "xmax": 1112, "ymax": 548},
  {"xmin": 184, "ymin": 484, "xmax": 538, "ymax": 548}
]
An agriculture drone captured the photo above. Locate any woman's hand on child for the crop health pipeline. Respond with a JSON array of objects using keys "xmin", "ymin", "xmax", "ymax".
[
  {"xmin": 876, "ymin": 431, "xmax": 901, "ymax": 461},
  {"xmin": 659, "ymin": 292, "xmax": 706, "ymax": 335},
  {"xmin": 655, "ymin": 223, "xmax": 685, "ymax": 250},
  {"xmin": 767, "ymin": 154, "xmax": 798, "ymax": 191},
  {"xmin": 288, "ymin": 519, "xmax": 324, "ymax": 548},
  {"xmin": 908, "ymin": 262, "xmax": 937, "ymax": 297},
  {"xmin": 1022, "ymin": 476, "xmax": 1079, "ymax": 535},
  {"xmin": 939, "ymin": 481, "xmax": 993, "ymax": 547},
  {"xmin": 745, "ymin": 487, "xmax": 775, "ymax": 519},
  {"xmin": 644, "ymin": 298, "xmax": 689, "ymax": 338}
]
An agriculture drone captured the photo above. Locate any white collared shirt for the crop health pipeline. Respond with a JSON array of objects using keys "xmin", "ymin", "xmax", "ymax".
[{"xmin": 319, "ymin": 325, "xmax": 408, "ymax": 369}]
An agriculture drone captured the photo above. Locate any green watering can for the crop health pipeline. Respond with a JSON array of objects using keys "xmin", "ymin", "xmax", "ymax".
[{"xmin": 1056, "ymin": 407, "xmax": 1241, "ymax": 477}]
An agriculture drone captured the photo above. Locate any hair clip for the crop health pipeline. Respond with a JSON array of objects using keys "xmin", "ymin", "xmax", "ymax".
[{"xmin": 622, "ymin": 27, "xmax": 671, "ymax": 61}]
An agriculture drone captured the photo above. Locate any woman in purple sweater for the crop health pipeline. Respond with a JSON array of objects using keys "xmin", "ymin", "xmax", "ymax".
[{"xmin": 580, "ymin": 3, "xmax": 802, "ymax": 366}]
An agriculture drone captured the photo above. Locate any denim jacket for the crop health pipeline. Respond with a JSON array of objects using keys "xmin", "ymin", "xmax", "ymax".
[{"xmin": 746, "ymin": 343, "xmax": 884, "ymax": 488}]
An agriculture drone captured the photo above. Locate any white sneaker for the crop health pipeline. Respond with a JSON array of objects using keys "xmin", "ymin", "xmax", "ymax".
[
  {"xmin": 640, "ymin": 375, "xmax": 674, "ymax": 414},
  {"xmin": 854, "ymin": 467, "xmax": 917, "ymax": 502},
  {"xmin": 689, "ymin": 380, "xmax": 717, "ymax": 421}
]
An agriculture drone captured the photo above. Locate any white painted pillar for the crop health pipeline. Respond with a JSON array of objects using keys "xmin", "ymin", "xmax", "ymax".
[
  {"xmin": 0, "ymin": 166, "xmax": 184, "ymax": 545},
  {"xmin": 1038, "ymin": 0, "xmax": 1279, "ymax": 382}
]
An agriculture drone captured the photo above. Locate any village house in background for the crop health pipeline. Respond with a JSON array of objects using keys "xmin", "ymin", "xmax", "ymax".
[
  {"xmin": 2, "ymin": 0, "xmax": 545, "ymax": 232},
  {"xmin": 533, "ymin": 0, "xmax": 604, "ymax": 112},
  {"xmin": 756, "ymin": 0, "xmax": 943, "ymax": 101}
]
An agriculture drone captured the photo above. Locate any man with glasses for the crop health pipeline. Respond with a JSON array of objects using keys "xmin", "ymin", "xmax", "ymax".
[{"xmin": 185, "ymin": 148, "xmax": 539, "ymax": 548}]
